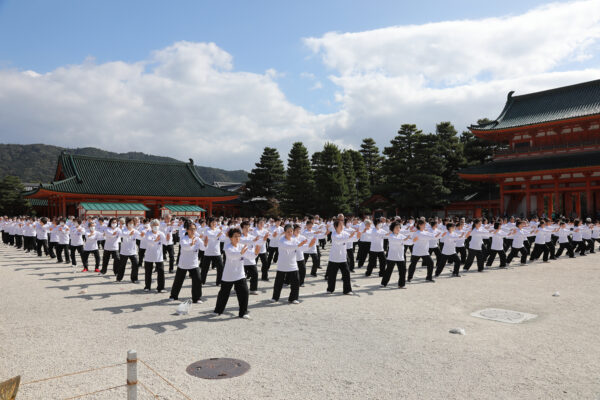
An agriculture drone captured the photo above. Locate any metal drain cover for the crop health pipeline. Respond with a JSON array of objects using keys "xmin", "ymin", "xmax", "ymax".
[
  {"xmin": 186, "ymin": 358, "xmax": 250, "ymax": 379},
  {"xmin": 471, "ymin": 308, "xmax": 537, "ymax": 324}
]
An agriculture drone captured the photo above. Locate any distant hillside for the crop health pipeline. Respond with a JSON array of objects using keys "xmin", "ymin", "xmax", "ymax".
[{"xmin": 0, "ymin": 144, "xmax": 248, "ymax": 184}]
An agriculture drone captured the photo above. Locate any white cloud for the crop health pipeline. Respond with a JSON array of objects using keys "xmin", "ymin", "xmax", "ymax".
[
  {"xmin": 303, "ymin": 0, "xmax": 600, "ymax": 148},
  {"xmin": 1, "ymin": 1, "xmax": 600, "ymax": 172}
]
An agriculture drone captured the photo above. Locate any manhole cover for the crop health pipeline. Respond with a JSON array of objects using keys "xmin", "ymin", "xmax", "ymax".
[
  {"xmin": 471, "ymin": 308, "xmax": 537, "ymax": 324},
  {"xmin": 186, "ymin": 358, "xmax": 250, "ymax": 379}
]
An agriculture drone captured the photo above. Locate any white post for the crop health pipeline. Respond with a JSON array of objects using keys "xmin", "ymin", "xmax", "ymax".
[{"xmin": 127, "ymin": 350, "xmax": 137, "ymax": 400}]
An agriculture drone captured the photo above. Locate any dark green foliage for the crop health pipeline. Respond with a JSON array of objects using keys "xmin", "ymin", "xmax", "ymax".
[
  {"xmin": 436, "ymin": 122, "xmax": 467, "ymax": 195},
  {"xmin": 282, "ymin": 142, "xmax": 315, "ymax": 216},
  {"xmin": 312, "ymin": 143, "xmax": 350, "ymax": 216},
  {"xmin": 0, "ymin": 144, "xmax": 248, "ymax": 183},
  {"xmin": 246, "ymin": 147, "xmax": 285, "ymax": 199},
  {"xmin": 0, "ymin": 176, "xmax": 30, "ymax": 215},
  {"xmin": 341, "ymin": 151, "xmax": 358, "ymax": 214},
  {"xmin": 347, "ymin": 149, "xmax": 371, "ymax": 205},
  {"xmin": 359, "ymin": 138, "xmax": 383, "ymax": 187}
]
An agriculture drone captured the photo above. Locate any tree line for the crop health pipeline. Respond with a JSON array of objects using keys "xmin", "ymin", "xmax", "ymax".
[{"xmin": 244, "ymin": 120, "xmax": 503, "ymax": 217}]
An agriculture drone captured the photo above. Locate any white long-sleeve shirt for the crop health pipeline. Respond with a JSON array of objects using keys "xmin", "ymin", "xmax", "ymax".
[
  {"xmin": 143, "ymin": 231, "xmax": 166, "ymax": 262},
  {"xmin": 387, "ymin": 233, "xmax": 407, "ymax": 261},
  {"xmin": 119, "ymin": 228, "xmax": 140, "ymax": 256},
  {"xmin": 204, "ymin": 228, "xmax": 223, "ymax": 256},
  {"xmin": 178, "ymin": 234, "xmax": 202, "ymax": 269},
  {"xmin": 222, "ymin": 243, "xmax": 256, "ymax": 281},
  {"xmin": 277, "ymin": 236, "xmax": 300, "ymax": 272},
  {"xmin": 329, "ymin": 231, "xmax": 354, "ymax": 263}
]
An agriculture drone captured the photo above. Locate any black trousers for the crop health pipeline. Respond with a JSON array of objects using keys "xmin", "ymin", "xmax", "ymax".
[
  {"xmin": 162, "ymin": 244, "xmax": 175, "ymax": 272},
  {"xmin": 381, "ymin": 260, "xmax": 406, "ymax": 287},
  {"xmin": 70, "ymin": 245, "xmax": 83, "ymax": 266},
  {"xmin": 346, "ymin": 248, "xmax": 355, "ymax": 271},
  {"xmin": 456, "ymin": 246, "xmax": 466, "ymax": 264},
  {"xmin": 272, "ymin": 270, "xmax": 300, "ymax": 302},
  {"xmin": 138, "ymin": 248, "xmax": 146, "ymax": 265},
  {"xmin": 357, "ymin": 241, "xmax": 370, "ymax": 267},
  {"xmin": 486, "ymin": 249, "xmax": 507, "ymax": 267},
  {"xmin": 506, "ymin": 247, "xmax": 527, "ymax": 264},
  {"xmin": 304, "ymin": 253, "xmax": 320, "ymax": 276},
  {"xmin": 36, "ymin": 239, "xmax": 50, "ymax": 257},
  {"xmin": 214, "ymin": 278, "xmax": 249, "ymax": 317},
  {"xmin": 428, "ymin": 247, "xmax": 442, "ymax": 262},
  {"xmin": 530, "ymin": 243, "xmax": 549, "ymax": 262},
  {"xmin": 366, "ymin": 251, "xmax": 386, "ymax": 277},
  {"xmin": 503, "ymin": 238, "xmax": 513, "ymax": 252},
  {"xmin": 408, "ymin": 255, "xmax": 434, "ymax": 281},
  {"xmin": 436, "ymin": 253, "xmax": 461, "ymax": 276},
  {"xmin": 15, "ymin": 235, "xmax": 23, "ymax": 248},
  {"xmin": 117, "ymin": 254, "xmax": 139, "ymax": 282},
  {"xmin": 144, "ymin": 261, "xmax": 165, "ymax": 291},
  {"xmin": 556, "ymin": 242, "xmax": 574, "ymax": 258},
  {"xmin": 170, "ymin": 267, "xmax": 202, "ymax": 302},
  {"xmin": 267, "ymin": 246, "xmax": 279, "ymax": 266},
  {"xmin": 48, "ymin": 241, "xmax": 57, "ymax": 258},
  {"xmin": 573, "ymin": 241, "xmax": 585, "ymax": 256},
  {"xmin": 463, "ymin": 249, "xmax": 485, "ymax": 271},
  {"xmin": 101, "ymin": 250, "xmax": 120, "ymax": 274},
  {"xmin": 585, "ymin": 238, "xmax": 595, "ymax": 253},
  {"xmin": 297, "ymin": 260, "xmax": 306, "ymax": 286},
  {"xmin": 244, "ymin": 264, "xmax": 258, "ymax": 291},
  {"xmin": 200, "ymin": 255, "xmax": 224, "ymax": 285},
  {"xmin": 24, "ymin": 236, "xmax": 35, "ymax": 251},
  {"xmin": 56, "ymin": 244, "xmax": 71, "ymax": 263},
  {"xmin": 326, "ymin": 261, "xmax": 352, "ymax": 294},
  {"xmin": 320, "ymin": 238, "xmax": 327, "ymax": 249},
  {"xmin": 82, "ymin": 250, "xmax": 100, "ymax": 269},
  {"xmin": 256, "ymin": 252, "xmax": 269, "ymax": 280}
]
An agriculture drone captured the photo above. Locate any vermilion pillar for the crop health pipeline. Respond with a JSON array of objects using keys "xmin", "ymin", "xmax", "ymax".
[
  {"xmin": 525, "ymin": 181, "xmax": 531, "ymax": 217},
  {"xmin": 576, "ymin": 192, "xmax": 581, "ymax": 218},
  {"xmin": 585, "ymin": 173, "xmax": 592, "ymax": 216},
  {"xmin": 499, "ymin": 182, "xmax": 505, "ymax": 216}
]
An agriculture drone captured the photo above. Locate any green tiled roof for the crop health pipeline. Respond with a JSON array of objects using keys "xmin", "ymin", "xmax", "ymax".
[
  {"xmin": 459, "ymin": 150, "xmax": 600, "ymax": 176},
  {"xmin": 29, "ymin": 153, "xmax": 236, "ymax": 198},
  {"xmin": 79, "ymin": 202, "xmax": 150, "ymax": 211},
  {"xmin": 28, "ymin": 199, "xmax": 48, "ymax": 206},
  {"xmin": 163, "ymin": 204, "xmax": 206, "ymax": 212},
  {"xmin": 470, "ymin": 79, "xmax": 600, "ymax": 131}
]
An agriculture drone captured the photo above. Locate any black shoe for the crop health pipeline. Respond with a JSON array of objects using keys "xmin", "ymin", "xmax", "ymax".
[{"xmin": 426, "ymin": 278, "xmax": 435, "ymax": 283}]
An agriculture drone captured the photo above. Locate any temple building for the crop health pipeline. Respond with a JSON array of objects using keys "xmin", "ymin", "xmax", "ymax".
[
  {"xmin": 24, "ymin": 153, "xmax": 240, "ymax": 218},
  {"xmin": 459, "ymin": 79, "xmax": 600, "ymax": 218}
]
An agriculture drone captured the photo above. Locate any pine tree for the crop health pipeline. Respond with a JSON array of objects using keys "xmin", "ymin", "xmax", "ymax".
[
  {"xmin": 282, "ymin": 142, "xmax": 315, "ymax": 216},
  {"xmin": 359, "ymin": 138, "xmax": 383, "ymax": 187},
  {"xmin": 436, "ymin": 122, "xmax": 467, "ymax": 196},
  {"xmin": 0, "ymin": 176, "xmax": 30, "ymax": 215},
  {"xmin": 341, "ymin": 151, "xmax": 358, "ymax": 215},
  {"xmin": 312, "ymin": 143, "xmax": 350, "ymax": 216},
  {"xmin": 246, "ymin": 147, "xmax": 285, "ymax": 200},
  {"xmin": 347, "ymin": 149, "xmax": 371, "ymax": 204}
]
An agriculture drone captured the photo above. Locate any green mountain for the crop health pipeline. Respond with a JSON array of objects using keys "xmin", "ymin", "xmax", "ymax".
[{"xmin": 0, "ymin": 144, "xmax": 248, "ymax": 184}]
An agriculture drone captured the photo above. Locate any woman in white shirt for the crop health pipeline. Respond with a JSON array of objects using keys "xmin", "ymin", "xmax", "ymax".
[
  {"xmin": 366, "ymin": 221, "xmax": 387, "ymax": 278},
  {"xmin": 555, "ymin": 221, "xmax": 575, "ymax": 258},
  {"xmin": 101, "ymin": 217, "xmax": 121, "ymax": 276},
  {"xmin": 485, "ymin": 222, "xmax": 508, "ymax": 268},
  {"xmin": 270, "ymin": 224, "xmax": 313, "ymax": 303},
  {"xmin": 82, "ymin": 222, "xmax": 102, "ymax": 272},
  {"xmin": 463, "ymin": 219, "xmax": 491, "ymax": 272},
  {"xmin": 381, "ymin": 221, "xmax": 408, "ymax": 287},
  {"xmin": 435, "ymin": 222, "xmax": 463, "ymax": 277},
  {"xmin": 326, "ymin": 220, "xmax": 359, "ymax": 294},
  {"xmin": 117, "ymin": 217, "xmax": 141, "ymax": 283},
  {"xmin": 200, "ymin": 217, "xmax": 225, "ymax": 286},
  {"xmin": 506, "ymin": 220, "xmax": 529, "ymax": 265},
  {"xmin": 55, "ymin": 218, "xmax": 71, "ymax": 264},
  {"xmin": 141, "ymin": 219, "xmax": 167, "ymax": 293},
  {"xmin": 240, "ymin": 221, "xmax": 262, "ymax": 295},
  {"xmin": 529, "ymin": 220, "xmax": 551, "ymax": 262},
  {"xmin": 213, "ymin": 228, "xmax": 259, "ymax": 319},
  {"xmin": 169, "ymin": 220, "xmax": 203, "ymax": 303},
  {"xmin": 69, "ymin": 218, "xmax": 85, "ymax": 268},
  {"xmin": 407, "ymin": 220, "xmax": 436, "ymax": 282}
]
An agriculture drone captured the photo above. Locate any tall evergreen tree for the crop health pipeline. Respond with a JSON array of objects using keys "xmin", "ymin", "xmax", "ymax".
[
  {"xmin": 282, "ymin": 142, "xmax": 315, "ymax": 216},
  {"xmin": 436, "ymin": 122, "xmax": 467, "ymax": 196},
  {"xmin": 359, "ymin": 138, "xmax": 383, "ymax": 187},
  {"xmin": 245, "ymin": 147, "xmax": 285, "ymax": 199},
  {"xmin": 341, "ymin": 151, "xmax": 358, "ymax": 215},
  {"xmin": 0, "ymin": 176, "xmax": 30, "ymax": 215},
  {"xmin": 347, "ymin": 149, "xmax": 371, "ymax": 204},
  {"xmin": 312, "ymin": 143, "xmax": 350, "ymax": 216}
]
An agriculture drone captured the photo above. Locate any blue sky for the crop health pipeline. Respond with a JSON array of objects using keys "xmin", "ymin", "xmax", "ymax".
[{"xmin": 0, "ymin": 0, "xmax": 598, "ymax": 170}]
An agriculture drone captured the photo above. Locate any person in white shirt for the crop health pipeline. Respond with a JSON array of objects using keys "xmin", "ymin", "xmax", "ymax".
[
  {"xmin": 101, "ymin": 218, "xmax": 121, "ymax": 275},
  {"xmin": 23, "ymin": 218, "xmax": 37, "ymax": 252},
  {"xmin": 485, "ymin": 222, "xmax": 508, "ymax": 268},
  {"xmin": 267, "ymin": 218, "xmax": 284, "ymax": 273},
  {"xmin": 583, "ymin": 218, "xmax": 595, "ymax": 254},
  {"xmin": 529, "ymin": 220, "xmax": 552, "ymax": 262},
  {"xmin": 572, "ymin": 219, "xmax": 586, "ymax": 256},
  {"xmin": 366, "ymin": 220, "xmax": 387, "ymax": 277},
  {"xmin": 141, "ymin": 219, "xmax": 167, "ymax": 293},
  {"xmin": 35, "ymin": 217, "xmax": 51, "ymax": 257},
  {"xmin": 55, "ymin": 218, "xmax": 71, "ymax": 264},
  {"xmin": 240, "ymin": 221, "xmax": 262, "ymax": 295},
  {"xmin": 201, "ymin": 217, "xmax": 225, "ymax": 286},
  {"xmin": 357, "ymin": 219, "xmax": 372, "ymax": 268},
  {"xmin": 213, "ymin": 228, "xmax": 260, "ymax": 319},
  {"xmin": 138, "ymin": 219, "xmax": 150, "ymax": 265},
  {"xmin": 506, "ymin": 220, "xmax": 529, "ymax": 265},
  {"xmin": 463, "ymin": 219, "xmax": 491, "ymax": 272},
  {"xmin": 69, "ymin": 218, "xmax": 85, "ymax": 268},
  {"xmin": 407, "ymin": 220, "xmax": 436, "ymax": 282},
  {"xmin": 381, "ymin": 221, "xmax": 408, "ymax": 287},
  {"xmin": 117, "ymin": 217, "xmax": 141, "ymax": 283},
  {"xmin": 270, "ymin": 224, "xmax": 313, "ymax": 303},
  {"xmin": 555, "ymin": 221, "xmax": 575, "ymax": 258},
  {"xmin": 435, "ymin": 222, "xmax": 464, "ymax": 277},
  {"xmin": 82, "ymin": 222, "xmax": 102, "ymax": 272},
  {"xmin": 326, "ymin": 220, "xmax": 359, "ymax": 294},
  {"xmin": 252, "ymin": 218, "xmax": 270, "ymax": 281},
  {"xmin": 160, "ymin": 215, "xmax": 176, "ymax": 273},
  {"xmin": 302, "ymin": 220, "xmax": 322, "ymax": 277},
  {"xmin": 169, "ymin": 220, "xmax": 203, "ymax": 303}
]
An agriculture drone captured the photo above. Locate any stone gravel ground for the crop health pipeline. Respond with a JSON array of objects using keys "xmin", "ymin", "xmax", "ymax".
[{"xmin": 1, "ymin": 243, "xmax": 599, "ymax": 399}]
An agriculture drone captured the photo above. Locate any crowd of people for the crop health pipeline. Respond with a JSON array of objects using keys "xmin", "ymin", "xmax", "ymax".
[{"xmin": 1, "ymin": 213, "xmax": 599, "ymax": 319}]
